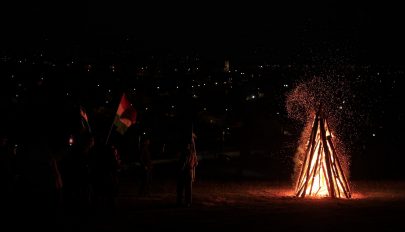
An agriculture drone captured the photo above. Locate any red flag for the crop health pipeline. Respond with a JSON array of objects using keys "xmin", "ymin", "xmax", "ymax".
[
  {"xmin": 114, "ymin": 93, "xmax": 137, "ymax": 134},
  {"xmin": 80, "ymin": 106, "xmax": 91, "ymax": 133}
]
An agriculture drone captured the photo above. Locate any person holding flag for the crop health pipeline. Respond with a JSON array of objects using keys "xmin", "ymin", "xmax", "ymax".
[{"xmin": 176, "ymin": 131, "xmax": 198, "ymax": 207}]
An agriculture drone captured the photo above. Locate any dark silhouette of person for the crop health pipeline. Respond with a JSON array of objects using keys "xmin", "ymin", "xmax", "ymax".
[
  {"xmin": 176, "ymin": 138, "xmax": 198, "ymax": 207},
  {"xmin": 111, "ymin": 144, "xmax": 121, "ymax": 172},
  {"xmin": 13, "ymin": 136, "xmax": 63, "ymax": 229},
  {"xmin": 139, "ymin": 138, "xmax": 153, "ymax": 196},
  {"xmin": 89, "ymin": 139, "xmax": 118, "ymax": 212},
  {"xmin": 60, "ymin": 133, "xmax": 94, "ymax": 219},
  {"xmin": 0, "ymin": 135, "xmax": 15, "ymax": 212}
]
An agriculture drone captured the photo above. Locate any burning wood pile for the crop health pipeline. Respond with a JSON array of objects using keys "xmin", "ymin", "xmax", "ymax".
[{"xmin": 295, "ymin": 109, "xmax": 351, "ymax": 198}]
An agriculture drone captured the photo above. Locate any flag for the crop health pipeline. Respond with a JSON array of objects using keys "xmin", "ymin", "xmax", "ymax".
[
  {"xmin": 80, "ymin": 105, "xmax": 91, "ymax": 133},
  {"xmin": 190, "ymin": 125, "xmax": 198, "ymax": 182},
  {"xmin": 191, "ymin": 123, "xmax": 197, "ymax": 154},
  {"xmin": 114, "ymin": 93, "xmax": 137, "ymax": 134}
]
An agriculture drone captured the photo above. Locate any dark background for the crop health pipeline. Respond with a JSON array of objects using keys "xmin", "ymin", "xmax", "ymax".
[
  {"xmin": 1, "ymin": 1, "xmax": 404, "ymax": 180},
  {"xmin": 1, "ymin": 1, "xmax": 405, "ymax": 63}
]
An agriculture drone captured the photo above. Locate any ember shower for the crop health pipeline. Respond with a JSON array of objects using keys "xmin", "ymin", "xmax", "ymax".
[{"xmin": 286, "ymin": 75, "xmax": 354, "ymax": 198}]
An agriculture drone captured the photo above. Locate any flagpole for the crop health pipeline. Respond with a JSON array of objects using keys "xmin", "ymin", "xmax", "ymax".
[
  {"xmin": 105, "ymin": 119, "xmax": 115, "ymax": 145},
  {"xmin": 106, "ymin": 93, "xmax": 124, "ymax": 145}
]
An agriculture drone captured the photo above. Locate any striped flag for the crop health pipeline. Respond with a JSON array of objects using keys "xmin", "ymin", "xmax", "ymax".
[{"xmin": 113, "ymin": 93, "xmax": 137, "ymax": 134}]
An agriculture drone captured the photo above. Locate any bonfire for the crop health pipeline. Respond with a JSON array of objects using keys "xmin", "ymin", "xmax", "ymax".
[{"xmin": 295, "ymin": 107, "xmax": 351, "ymax": 198}]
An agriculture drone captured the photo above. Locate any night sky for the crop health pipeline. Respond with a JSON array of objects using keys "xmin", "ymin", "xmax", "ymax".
[{"xmin": 2, "ymin": 1, "xmax": 405, "ymax": 64}]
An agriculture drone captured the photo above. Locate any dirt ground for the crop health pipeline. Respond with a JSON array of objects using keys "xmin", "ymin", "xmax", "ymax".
[
  {"xmin": 7, "ymin": 156, "xmax": 405, "ymax": 231},
  {"xmin": 83, "ymin": 166, "xmax": 405, "ymax": 232},
  {"xmin": 65, "ymin": 179, "xmax": 403, "ymax": 231}
]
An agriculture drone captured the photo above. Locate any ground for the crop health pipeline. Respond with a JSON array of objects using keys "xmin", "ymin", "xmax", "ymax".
[
  {"xmin": 7, "ymin": 154, "xmax": 405, "ymax": 231},
  {"xmin": 74, "ymin": 179, "xmax": 405, "ymax": 232},
  {"xmin": 81, "ymin": 157, "xmax": 405, "ymax": 231}
]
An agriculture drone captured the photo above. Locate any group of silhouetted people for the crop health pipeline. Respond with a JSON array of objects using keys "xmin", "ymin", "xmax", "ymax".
[
  {"xmin": 0, "ymin": 130, "xmax": 198, "ymax": 229},
  {"xmin": 60, "ymin": 134, "xmax": 120, "ymax": 217},
  {"xmin": 138, "ymin": 135, "xmax": 199, "ymax": 207}
]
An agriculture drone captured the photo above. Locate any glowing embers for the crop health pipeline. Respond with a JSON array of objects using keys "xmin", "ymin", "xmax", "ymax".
[{"xmin": 295, "ymin": 111, "xmax": 351, "ymax": 199}]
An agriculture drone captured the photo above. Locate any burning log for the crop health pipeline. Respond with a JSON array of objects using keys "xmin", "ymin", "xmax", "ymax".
[{"xmin": 295, "ymin": 108, "xmax": 351, "ymax": 198}]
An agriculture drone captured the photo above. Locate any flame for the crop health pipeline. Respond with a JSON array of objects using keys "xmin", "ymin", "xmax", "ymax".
[
  {"xmin": 295, "ymin": 113, "xmax": 351, "ymax": 199},
  {"xmin": 68, "ymin": 135, "xmax": 74, "ymax": 146}
]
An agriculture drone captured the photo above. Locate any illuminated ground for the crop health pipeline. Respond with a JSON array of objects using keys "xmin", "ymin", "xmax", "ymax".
[
  {"xmin": 8, "ymin": 155, "xmax": 405, "ymax": 231},
  {"xmin": 83, "ymin": 168, "xmax": 405, "ymax": 231}
]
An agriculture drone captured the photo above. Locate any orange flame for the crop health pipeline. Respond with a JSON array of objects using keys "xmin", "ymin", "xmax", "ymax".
[{"xmin": 295, "ymin": 113, "xmax": 351, "ymax": 198}]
